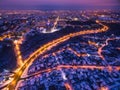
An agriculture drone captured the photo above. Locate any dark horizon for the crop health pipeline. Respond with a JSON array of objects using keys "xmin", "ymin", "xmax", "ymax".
[{"xmin": 0, "ymin": 4, "xmax": 120, "ymax": 10}]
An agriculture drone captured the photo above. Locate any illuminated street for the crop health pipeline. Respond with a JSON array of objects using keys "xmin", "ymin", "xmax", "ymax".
[{"xmin": 0, "ymin": 9, "xmax": 120, "ymax": 90}]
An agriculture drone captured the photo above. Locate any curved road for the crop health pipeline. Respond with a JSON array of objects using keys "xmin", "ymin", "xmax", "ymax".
[{"xmin": 6, "ymin": 21, "xmax": 109, "ymax": 90}]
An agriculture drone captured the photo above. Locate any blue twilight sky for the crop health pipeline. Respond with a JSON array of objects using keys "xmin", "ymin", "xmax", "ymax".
[{"xmin": 0, "ymin": 0, "xmax": 120, "ymax": 9}]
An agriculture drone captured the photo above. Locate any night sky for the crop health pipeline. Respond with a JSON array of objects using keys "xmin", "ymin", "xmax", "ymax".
[{"xmin": 0, "ymin": 0, "xmax": 120, "ymax": 9}]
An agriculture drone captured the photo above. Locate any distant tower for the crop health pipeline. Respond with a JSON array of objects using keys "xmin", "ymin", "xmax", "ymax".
[{"xmin": 46, "ymin": 20, "xmax": 53, "ymax": 32}]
